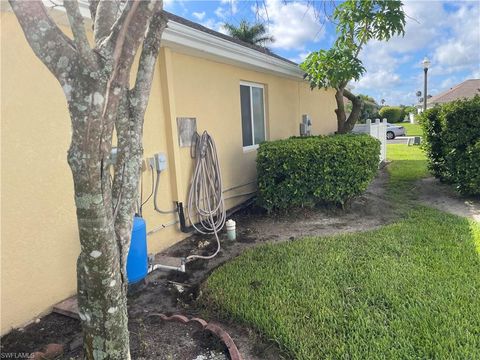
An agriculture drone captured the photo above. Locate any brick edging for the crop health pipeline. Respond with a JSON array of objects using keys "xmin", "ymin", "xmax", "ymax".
[{"xmin": 148, "ymin": 313, "xmax": 243, "ymax": 360}]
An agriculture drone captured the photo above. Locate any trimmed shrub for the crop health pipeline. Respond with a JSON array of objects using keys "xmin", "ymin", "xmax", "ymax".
[
  {"xmin": 419, "ymin": 107, "xmax": 445, "ymax": 179},
  {"xmin": 420, "ymin": 95, "xmax": 480, "ymax": 196},
  {"xmin": 379, "ymin": 106, "xmax": 405, "ymax": 123},
  {"xmin": 256, "ymin": 134, "xmax": 380, "ymax": 211},
  {"xmin": 403, "ymin": 105, "xmax": 417, "ymax": 115},
  {"xmin": 453, "ymin": 141, "xmax": 480, "ymax": 195}
]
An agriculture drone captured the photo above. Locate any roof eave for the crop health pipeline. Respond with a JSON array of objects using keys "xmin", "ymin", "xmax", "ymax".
[
  {"xmin": 163, "ymin": 21, "xmax": 304, "ymax": 80},
  {"xmin": 6, "ymin": 2, "xmax": 304, "ymax": 80}
]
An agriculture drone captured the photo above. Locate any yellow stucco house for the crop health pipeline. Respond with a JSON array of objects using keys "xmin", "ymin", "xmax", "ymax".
[{"xmin": 0, "ymin": 5, "xmax": 337, "ymax": 334}]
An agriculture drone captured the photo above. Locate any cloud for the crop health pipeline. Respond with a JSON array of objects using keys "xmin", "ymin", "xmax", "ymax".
[
  {"xmin": 215, "ymin": 7, "xmax": 227, "ymax": 18},
  {"xmin": 215, "ymin": 0, "xmax": 238, "ymax": 19},
  {"xmin": 200, "ymin": 18, "xmax": 226, "ymax": 34},
  {"xmin": 192, "ymin": 11, "xmax": 206, "ymax": 21},
  {"xmin": 352, "ymin": 41, "xmax": 405, "ymax": 98},
  {"xmin": 163, "ymin": 0, "xmax": 188, "ymax": 16},
  {"xmin": 435, "ymin": 42, "xmax": 478, "ymax": 68},
  {"xmin": 256, "ymin": 0, "xmax": 324, "ymax": 51},
  {"xmin": 440, "ymin": 76, "xmax": 461, "ymax": 90},
  {"xmin": 433, "ymin": 3, "xmax": 480, "ymax": 70},
  {"xmin": 355, "ymin": 70, "xmax": 401, "ymax": 91},
  {"xmin": 470, "ymin": 68, "xmax": 480, "ymax": 79},
  {"xmin": 385, "ymin": 0, "xmax": 447, "ymax": 53},
  {"xmin": 352, "ymin": 1, "xmax": 479, "ymax": 105},
  {"xmin": 220, "ymin": 0, "xmax": 238, "ymax": 15},
  {"xmin": 163, "ymin": 0, "xmax": 175, "ymax": 11},
  {"xmin": 289, "ymin": 51, "xmax": 311, "ymax": 64}
]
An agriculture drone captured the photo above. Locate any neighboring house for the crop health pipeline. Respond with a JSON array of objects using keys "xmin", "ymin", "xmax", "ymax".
[
  {"xmin": 417, "ymin": 78, "xmax": 480, "ymax": 112},
  {"xmin": 0, "ymin": 7, "xmax": 337, "ymax": 334}
]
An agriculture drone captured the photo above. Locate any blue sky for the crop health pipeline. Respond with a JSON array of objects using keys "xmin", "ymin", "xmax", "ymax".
[{"xmin": 164, "ymin": 0, "xmax": 480, "ymax": 106}]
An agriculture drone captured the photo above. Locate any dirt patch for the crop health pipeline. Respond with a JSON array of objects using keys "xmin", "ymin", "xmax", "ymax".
[
  {"xmin": 0, "ymin": 313, "xmax": 80, "ymax": 356},
  {"xmin": 1, "ymin": 168, "xmax": 394, "ymax": 359},
  {"xmin": 416, "ymin": 177, "xmax": 480, "ymax": 221},
  {"xmin": 128, "ymin": 318, "xmax": 228, "ymax": 360}
]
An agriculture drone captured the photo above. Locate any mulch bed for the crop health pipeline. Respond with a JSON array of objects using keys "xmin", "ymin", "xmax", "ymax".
[{"xmin": 1, "ymin": 169, "xmax": 393, "ymax": 359}]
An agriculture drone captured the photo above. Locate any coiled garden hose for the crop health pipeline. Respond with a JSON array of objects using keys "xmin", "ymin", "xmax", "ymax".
[{"xmin": 186, "ymin": 131, "xmax": 225, "ymax": 261}]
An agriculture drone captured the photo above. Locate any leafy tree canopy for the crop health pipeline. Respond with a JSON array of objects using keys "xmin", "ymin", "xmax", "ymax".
[
  {"xmin": 299, "ymin": 0, "xmax": 406, "ymax": 133},
  {"xmin": 301, "ymin": 0, "xmax": 405, "ymax": 91},
  {"xmin": 301, "ymin": 45, "xmax": 365, "ymax": 90}
]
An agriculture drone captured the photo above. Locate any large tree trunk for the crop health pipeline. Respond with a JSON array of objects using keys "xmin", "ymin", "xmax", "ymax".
[
  {"xmin": 334, "ymin": 87, "xmax": 364, "ymax": 134},
  {"xmin": 9, "ymin": 1, "xmax": 167, "ymax": 358},
  {"xmin": 334, "ymin": 89, "xmax": 348, "ymax": 133},
  {"xmin": 66, "ymin": 77, "xmax": 131, "ymax": 358}
]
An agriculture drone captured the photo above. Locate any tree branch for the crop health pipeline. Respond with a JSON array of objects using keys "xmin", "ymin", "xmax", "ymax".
[
  {"xmin": 100, "ymin": 0, "xmax": 162, "ymax": 117},
  {"xmin": 131, "ymin": 10, "xmax": 168, "ymax": 117},
  {"xmin": 111, "ymin": 91, "xmax": 134, "ymax": 285},
  {"xmin": 93, "ymin": 0, "xmax": 122, "ymax": 45},
  {"xmin": 97, "ymin": 0, "xmax": 138, "ymax": 55},
  {"xmin": 344, "ymin": 87, "xmax": 364, "ymax": 132},
  {"xmin": 343, "ymin": 88, "xmax": 362, "ymax": 106},
  {"xmin": 9, "ymin": 0, "xmax": 77, "ymax": 81},
  {"xmin": 353, "ymin": 19, "xmax": 369, "ymax": 59},
  {"xmin": 64, "ymin": 0, "xmax": 98, "ymax": 70},
  {"xmin": 98, "ymin": 0, "xmax": 141, "ymax": 118},
  {"xmin": 111, "ymin": 7, "xmax": 167, "ymax": 285},
  {"xmin": 88, "ymin": 0, "xmax": 99, "ymax": 24}
]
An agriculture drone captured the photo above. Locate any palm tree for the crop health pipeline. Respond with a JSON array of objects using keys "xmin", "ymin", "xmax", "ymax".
[{"xmin": 223, "ymin": 20, "xmax": 274, "ymax": 47}]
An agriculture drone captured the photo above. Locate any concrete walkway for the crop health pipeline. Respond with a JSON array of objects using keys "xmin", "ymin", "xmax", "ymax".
[
  {"xmin": 387, "ymin": 136, "xmax": 420, "ymax": 145},
  {"xmin": 417, "ymin": 177, "xmax": 480, "ymax": 222}
]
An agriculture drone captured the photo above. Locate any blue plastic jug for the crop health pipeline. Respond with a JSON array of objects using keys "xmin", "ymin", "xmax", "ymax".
[{"xmin": 126, "ymin": 217, "xmax": 148, "ymax": 283}]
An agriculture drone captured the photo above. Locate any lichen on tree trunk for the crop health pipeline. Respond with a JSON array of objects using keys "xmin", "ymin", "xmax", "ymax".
[
  {"xmin": 66, "ymin": 78, "xmax": 131, "ymax": 359},
  {"xmin": 9, "ymin": 0, "xmax": 168, "ymax": 358}
]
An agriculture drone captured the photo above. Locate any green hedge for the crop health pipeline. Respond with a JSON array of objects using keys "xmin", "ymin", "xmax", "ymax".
[
  {"xmin": 420, "ymin": 107, "xmax": 445, "ymax": 179},
  {"xmin": 379, "ymin": 106, "xmax": 405, "ymax": 123},
  {"xmin": 256, "ymin": 134, "xmax": 380, "ymax": 211},
  {"xmin": 454, "ymin": 141, "xmax": 480, "ymax": 195},
  {"xmin": 420, "ymin": 96, "xmax": 480, "ymax": 196}
]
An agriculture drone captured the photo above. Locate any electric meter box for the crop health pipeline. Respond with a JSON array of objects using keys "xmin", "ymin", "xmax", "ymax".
[
  {"xmin": 154, "ymin": 153, "xmax": 167, "ymax": 171},
  {"xmin": 300, "ymin": 114, "xmax": 312, "ymax": 136}
]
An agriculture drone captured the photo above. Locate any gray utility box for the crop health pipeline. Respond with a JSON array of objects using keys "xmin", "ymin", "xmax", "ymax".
[
  {"xmin": 300, "ymin": 114, "xmax": 312, "ymax": 136},
  {"xmin": 177, "ymin": 117, "xmax": 197, "ymax": 147}
]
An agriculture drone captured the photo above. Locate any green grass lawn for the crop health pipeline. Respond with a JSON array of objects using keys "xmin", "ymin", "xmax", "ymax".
[
  {"xmin": 203, "ymin": 144, "xmax": 480, "ymax": 359},
  {"xmin": 386, "ymin": 144, "xmax": 429, "ymax": 205},
  {"xmin": 204, "ymin": 209, "xmax": 480, "ymax": 359},
  {"xmin": 401, "ymin": 123, "xmax": 423, "ymax": 137}
]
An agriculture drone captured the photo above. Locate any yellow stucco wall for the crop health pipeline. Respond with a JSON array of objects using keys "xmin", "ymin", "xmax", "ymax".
[
  {"xmin": 170, "ymin": 51, "xmax": 338, "ymax": 206},
  {"xmin": 1, "ymin": 12, "xmax": 81, "ymax": 335},
  {"xmin": 1, "ymin": 10, "xmax": 337, "ymax": 334}
]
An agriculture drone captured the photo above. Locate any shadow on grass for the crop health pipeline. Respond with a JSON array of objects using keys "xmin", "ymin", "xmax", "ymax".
[
  {"xmin": 202, "ymin": 207, "xmax": 480, "ymax": 359},
  {"xmin": 202, "ymin": 145, "xmax": 480, "ymax": 359}
]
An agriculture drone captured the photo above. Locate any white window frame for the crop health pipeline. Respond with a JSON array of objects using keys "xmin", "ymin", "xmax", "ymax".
[{"xmin": 240, "ymin": 81, "xmax": 267, "ymax": 152}]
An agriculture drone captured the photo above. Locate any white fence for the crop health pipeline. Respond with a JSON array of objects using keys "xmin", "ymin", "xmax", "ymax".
[{"xmin": 352, "ymin": 118, "xmax": 387, "ymax": 162}]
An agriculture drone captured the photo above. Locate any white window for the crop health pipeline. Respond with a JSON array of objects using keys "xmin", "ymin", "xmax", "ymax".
[{"xmin": 240, "ymin": 82, "xmax": 266, "ymax": 149}]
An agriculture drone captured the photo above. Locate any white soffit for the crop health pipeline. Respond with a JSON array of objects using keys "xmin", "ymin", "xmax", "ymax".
[{"xmin": 162, "ymin": 21, "xmax": 304, "ymax": 80}]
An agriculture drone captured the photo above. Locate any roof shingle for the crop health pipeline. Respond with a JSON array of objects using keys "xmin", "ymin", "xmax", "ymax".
[{"xmin": 428, "ymin": 79, "xmax": 480, "ymax": 105}]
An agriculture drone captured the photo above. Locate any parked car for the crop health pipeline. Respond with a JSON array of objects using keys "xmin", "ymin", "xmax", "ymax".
[{"xmin": 386, "ymin": 123, "xmax": 405, "ymax": 139}]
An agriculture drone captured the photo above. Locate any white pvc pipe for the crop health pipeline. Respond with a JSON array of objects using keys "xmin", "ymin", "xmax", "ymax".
[{"xmin": 147, "ymin": 220, "xmax": 179, "ymax": 235}]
